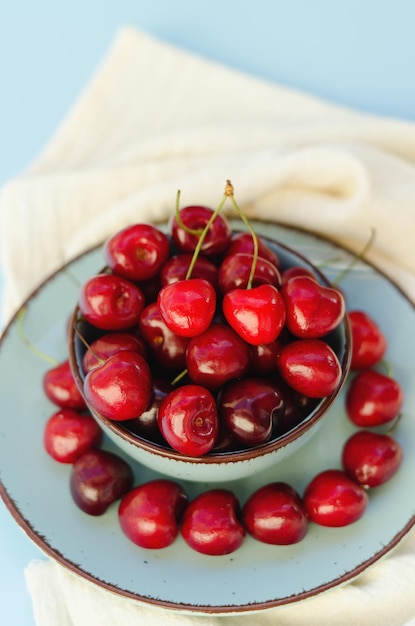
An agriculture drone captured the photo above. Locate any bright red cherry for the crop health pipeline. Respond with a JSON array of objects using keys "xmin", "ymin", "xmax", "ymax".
[
  {"xmin": 276, "ymin": 339, "xmax": 343, "ymax": 398},
  {"xmin": 78, "ymin": 274, "xmax": 145, "ymax": 330},
  {"xmin": 157, "ymin": 384, "xmax": 218, "ymax": 456},
  {"xmin": 218, "ymin": 253, "xmax": 281, "ymax": 294},
  {"xmin": 118, "ymin": 479, "xmax": 188, "ymax": 549},
  {"xmin": 345, "ymin": 369, "xmax": 404, "ymax": 427},
  {"xmin": 70, "ymin": 449, "xmax": 134, "ymax": 516},
  {"xmin": 157, "ymin": 278, "xmax": 216, "ymax": 337},
  {"xmin": 82, "ymin": 332, "xmax": 147, "ymax": 373},
  {"xmin": 186, "ymin": 323, "xmax": 251, "ymax": 390},
  {"xmin": 170, "ymin": 205, "xmax": 231, "ymax": 257},
  {"xmin": 139, "ymin": 302, "xmax": 190, "ymax": 371},
  {"xmin": 83, "ymin": 350, "xmax": 152, "ymax": 421},
  {"xmin": 222, "ymin": 284, "xmax": 286, "ymax": 346},
  {"xmin": 342, "ymin": 430, "xmax": 403, "ymax": 488},
  {"xmin": 303, "ymin": 469, "xmax": 368, "ymax": 527},
  {"xmin": 181, "ymin": 489, "xmax": 245, "ymax": 555},
  {"xmin": 225, "ymin": 232, "xmax": 280, "ymax": 267},
  {"xmin": 103, "ymin": 223, "xmax": 170, "ymax": 282},
  {"xmin": 43, "ymin": 408, "xmax": 102, "ymax": 463},
  {"xmin": 281, "ymin": 275, "xmax": 345, "ymax": 338},
  {"xmin": 348, "ymin": 310, "xmax": 387, "ymax": 370},
  {"xmin": 242, "ymin": 482, "xmax": 309, "ymax": 544},
  {"xmin": 43, "ymin": 359, "xmax": 88, "ymax": 410}
]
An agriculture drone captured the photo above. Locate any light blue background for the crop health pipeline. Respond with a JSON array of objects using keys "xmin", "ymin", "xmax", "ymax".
[{"xmin": 1, "ymin": 1, "xmax": 415, "ymax": 624}]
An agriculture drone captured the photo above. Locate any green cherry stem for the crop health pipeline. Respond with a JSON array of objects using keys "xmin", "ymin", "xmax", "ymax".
[
  {"xmin": 74, "ymin": 319, "xmax": 105, "ymax": 365},
  {"xmin": 331, "ymin": 228, "xmax": 376, "ymax": 286},
  {"xmin": 175, "ymin": 190, "xmax": 203, "ymax": 237},
  {"xmin": 17, "ymin": 307, "xmax": 59, "ymax": 366}
]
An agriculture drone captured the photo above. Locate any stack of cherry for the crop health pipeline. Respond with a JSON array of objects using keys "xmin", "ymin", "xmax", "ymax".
[{"xmin": 40, "ymin": 188, "xmax": 404, "ymax": 556}]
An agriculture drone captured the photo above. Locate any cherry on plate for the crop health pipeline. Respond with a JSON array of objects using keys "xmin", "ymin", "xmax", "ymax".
[
  {"xmin": 43, "ymin": 359, "xmax": 88, "ymax": 410},
  {"xmin": 342, "ymin": 430, "xmax": 403, "ymax": 488},
  {"xmin": 348, "ymin": 310, "xmax": 387, "ymax": 370},
  {"xmin": 44, "ymin": 408, "xmax": 102, "ymax": 463},
  {"xmin": 345, "ymin": 369, "xmax": 404, "ymax": 427}
]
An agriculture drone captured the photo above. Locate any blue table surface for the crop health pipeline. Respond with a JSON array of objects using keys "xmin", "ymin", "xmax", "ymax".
[{"xmin": 1, "ymin": 1, "xmax": 415, "ymax": 623}]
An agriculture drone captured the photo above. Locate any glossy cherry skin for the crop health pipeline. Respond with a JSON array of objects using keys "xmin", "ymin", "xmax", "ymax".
[
  {"xmin": 181, "ymin": 489, "xmax": 245, "ymax": 555},
  {"xmin": 345, "ymin": 369, "xmax": 404, "ymax": 427},
  {"xmin": 158, "ymin": 278, "xmax": 216, "ymax": 338},
  {"xmin": 348, "ymin": 310, "xmax": 387, "ymax": 370},
  {"xmin": 138, "ymin": 302, "xmax": 190, "ymax": 370},
  {"xmin": 160, "ymin": 253, "xmax": 219, "ymax": 290},
  {"xmin": 124, "ymin": 378, "xmax": 172, "ymax": 442},
  {"xmin": 70, "ymin": 449, "xmax": 134, "ymax": 516},
  {"xmin": 43, "ymin": 359, "xmax": 88, "ymax": 410},
  {"xmin": 280, "ymin": 266, "xmax": 317, "ymax": 285},
  {"xmin": 225, "ymin": 232, "xmax": 280, "ymax": 267},
  {"xmin": 170, "ymin": 205, "xmax": 231, "ymax": 257},
  {"xmin": 43, "ymin": 409, "xmax": 103, "ymax": 463},
  {"xmin": 218, "ymin": 377, "xmax": 284, "ymax": 447},
  {"xmin": 83, "ymin": 350, "xmax": 152, "ymax": 421},
  {"xmin": 82, "ymin": 331, "xmax": 147, "ymax": 373},
  {"xmin": 342, "ymin": 430, "xmax": 403, "ymax": 488},
  {"xmin": 222, "ymin": 284, "xmax": 286, "ymax": 346},
  {"xmin": 303, "ymin": 469, "xmax": 368, "ymax": 527},
  {"xmin": 242, "ymin": 482, "xmax": 309, "ymax": 545},
  {"xmin": 157, "ymin": 384, "xmax": 218, "ymax": 456},
  {"xmin": 186, "ymin": 323, "xmax": 251, "ymax": 390},
  {"xmin": 78, "ymin": 273, "xmax": 145, "ymax": 330},
  {"xmin": 276, "ymin": 339, "xmax": 343, "ymax": 398},
  {"xmin": 250, "ymin": 339, "xmax": 283, "ymax": 375},
  {"xmin": 281, "ymin": 275, "xmax": 345, "ymax": 338},
  {"xmin": 118, "ymin": 479, "xmax": 188, "ymax": 549},
  {"xmin": 218, "ymin": 253, "xmax": 281, "ymax": 294},
  {"xmin": 104, "ymin": 223, "xmax": 170, "ymax": 282}
]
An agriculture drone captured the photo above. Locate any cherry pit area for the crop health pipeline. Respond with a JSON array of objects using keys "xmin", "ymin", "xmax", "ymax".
[{"xmin": 0, "ymin": 220, "xmax": 414, "ymax": 614}]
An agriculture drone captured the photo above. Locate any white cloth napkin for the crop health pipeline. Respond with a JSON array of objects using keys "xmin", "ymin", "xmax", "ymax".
[{"xmin": 1, "ymin": 25, "xmax": 415, "ymax": 626}]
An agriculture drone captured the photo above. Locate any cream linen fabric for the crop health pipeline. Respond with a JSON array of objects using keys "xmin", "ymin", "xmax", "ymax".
[{"xmin": 0, "ymin": 25, "xmax": 414, "ymax": 625}]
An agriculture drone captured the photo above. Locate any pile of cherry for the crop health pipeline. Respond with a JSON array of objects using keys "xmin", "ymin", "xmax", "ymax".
[{"xmin": 40, "ymin": 189, "xmax": 404, "ymax": 556}]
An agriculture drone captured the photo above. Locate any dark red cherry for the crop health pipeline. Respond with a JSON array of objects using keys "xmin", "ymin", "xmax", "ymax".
[
  {"xmin": 43, "ymin": 359, "xmax": 87, "ymax": 410},
  {"xmin": 157, "ymin": 278, "xmax": 216, "ymax": 338},
  {"xmin": 280, "ymin": 266, "xmax": 317, "ymax": 285},
  {"xmin": 345, "ymin": 369, "xmax": 404, "ymax": 427},
  {"xmin": 118, "ymin": 479, "xmax": 188, "ymax": 549},
  {"xmin": 43, "ymin": 408, "xmax": 102, "ymax": 463},
  {"xmin": 303, "ymin": 469, "xmax": 368, "ymax": 527},
  {"xmin": 70, "ymin": 449, "xmax": 134, "ymax": 515},
  {"xmin": 78, "ymin": 274, "xmax": 145, "ymax": 331},
  {"xmin": 348, "ymin": 310, "xmax": 387, "ymax": 370},
  {"xmin": 242, "ymin": 482, "xmax": 309, "ymax": 545},
  {"xmin": 170, "ymin": 205, "xmax": 231, "ymax": 257},
  {"xmin": 250, "ymin": 339, "xmax": 282, "ymax": 375},
  {"xmin": 82, "ymin": 332, "xmax": 147, "ymax": 373},
  {"xmin": 157, "ymin": 384, "xmax": 218, "ymax": 456},
  {"xmin": 139, "ymin": 302, "xmax": 190, "ymax": 370},
  {"xmin": 160, "ymin": 253, "xmax": 219, "ymax": 290},
  {"xmin": 225, "ymin": 232, "xmax": 280, "ymax": 267},
  {"xmin": 186, "ymin": 323, "xmax": 251, "ymax": 390},
  {"xmin": 181, "ymin": 489, "xmax": 245, "ymax": 555},
  {"xmin": 342, "ymin": 430, "xmax": 403, "ymax": 488},
  {"xmin": 103, "ymin": 223, "xmax": 170, "ymax": 282},
  {"xmin": 124, "ymin": 378, "xmax": 172, "ymax": 441},
  {"xmin": 218, "ymin": 253, "xmax": 281, "ymax": 294}
]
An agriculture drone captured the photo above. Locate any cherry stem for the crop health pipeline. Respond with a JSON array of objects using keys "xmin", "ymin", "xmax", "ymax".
[
  {"xmin": 332, "ymin": 228, "xmax": 376, "ymax": 286},
  {"xmin": 175, "ymin": 190, "xmax": 204, "ymax": 237},
  {"xmin": 16, "ymin": 307, "xmax": 59, "ymax": 366},
  {"xmin": 170, "ymin": 368, "xmax": 188, "ymax": 386},
  {"xmin": 225, "ymin": 180, "xmax": 259, "ymax": 289},
  {"xmin": 74, "ymin": 319, "xmax": 105, "ymax": 365},
  {"xmin": 185, "ymin": 190, "xmax": 229, "ymax": 280}
]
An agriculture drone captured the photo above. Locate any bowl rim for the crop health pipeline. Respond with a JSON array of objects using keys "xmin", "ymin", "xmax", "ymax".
[{"xmin": 68, "ymin": 225, "xmax": 352, "ymax": 466}]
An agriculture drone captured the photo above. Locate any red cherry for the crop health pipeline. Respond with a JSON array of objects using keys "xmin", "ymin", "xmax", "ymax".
[
  {"xmin": 342, "ymin": 430, "xmax": 403, "ymax": 488},
  {"xmin": 118, "ymin": 479, "xmax": 188, "ymax": 549},
  {"xmin": 79, "ymin": 274, "xmax": 145, "ymax": 330},
  {"xmin": 170, "ymin": 205, "xmax": 231, "ymax": 257},
  {"xmin": 139, "ymin": 302, "xmax": 190, "ymax": 371},
  {"xmin": 348, "ymin": 310, "xmax": 387, "ymax": 370},
  {"xmin": 250, "ymin": 339, "xmax": 283, "ymax": 375},
  {"xmin": 70, "ymin": 449, "xmax": 134, "ymax": 516},
  {"xmin": 222, "ymin": 284, "xmax": 286, "ymax": 346},
  {"xmin": 124, "ymin": 378, "xmax": 172, "ymax": 441},
  {"xmin": 345, "ymin": 369, "xmax": 404, "ymax": 427},
  {"xmin": 157, "ymin": 384, "xmax": 218, "ymax": 456},
  {"xmin": 242, "ymin": 482, "xmax": 309, "ymax": 544},
  {"xmin": 225, "ymin": 232, "xmax": 280, "ymax": 267},
  {"xmin": 160, "ymin": 253, "xmax": 219, "ymax": 290},
  {"xmin": 43, "ymin": 359, "xmax": 87, "ymax": 410},
  {"xmin": 157, "ymin": 278, "xmax": 216, "ymax": 338},
  {"xmin": 186, "ymin": 323, "xmax": 251, "ymax": 390},
  {"xmin": 82, "ymin": 332, "xmax": 147, "ymax": 373},
  {"xmin": 181, "ymin": 489, "xmax": 245, "ymax": 555},
  {"xmin": 103, "ymin": 223, "xmax": 170, "ymax": 282},
  {"xmin": 280, "ymin": 266, "xmax": 317, "ymax": 285},
  {"xmin": 43, "ymin": 408, "xmax": 102, "ymax": 463},
  {"xmin": 303, "ymin": 469, "xmax": 368, "ymax": 527},
  {"xmin": 281, "ymin": 275, "xmax": 345, "ymax": 338},
  {"xmin": 83, "ymin": 350, "xmax": 152, "ymax": 421},
  {"xmin": 218, "ymin": 377, "xmax": 284, "ymax": 447},
  {"xmin": 276, "ymin": 339, "xmax": 343, "ymax": 398},
  {"xmin": 218, "ymin": 253, "xmax": 281, "ymax": 294}
]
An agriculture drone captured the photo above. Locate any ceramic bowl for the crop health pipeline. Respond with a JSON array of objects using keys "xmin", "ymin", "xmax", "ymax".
[{"xmin": 68, "ymin": 229, "xmax": 351, "ymax": 482}]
